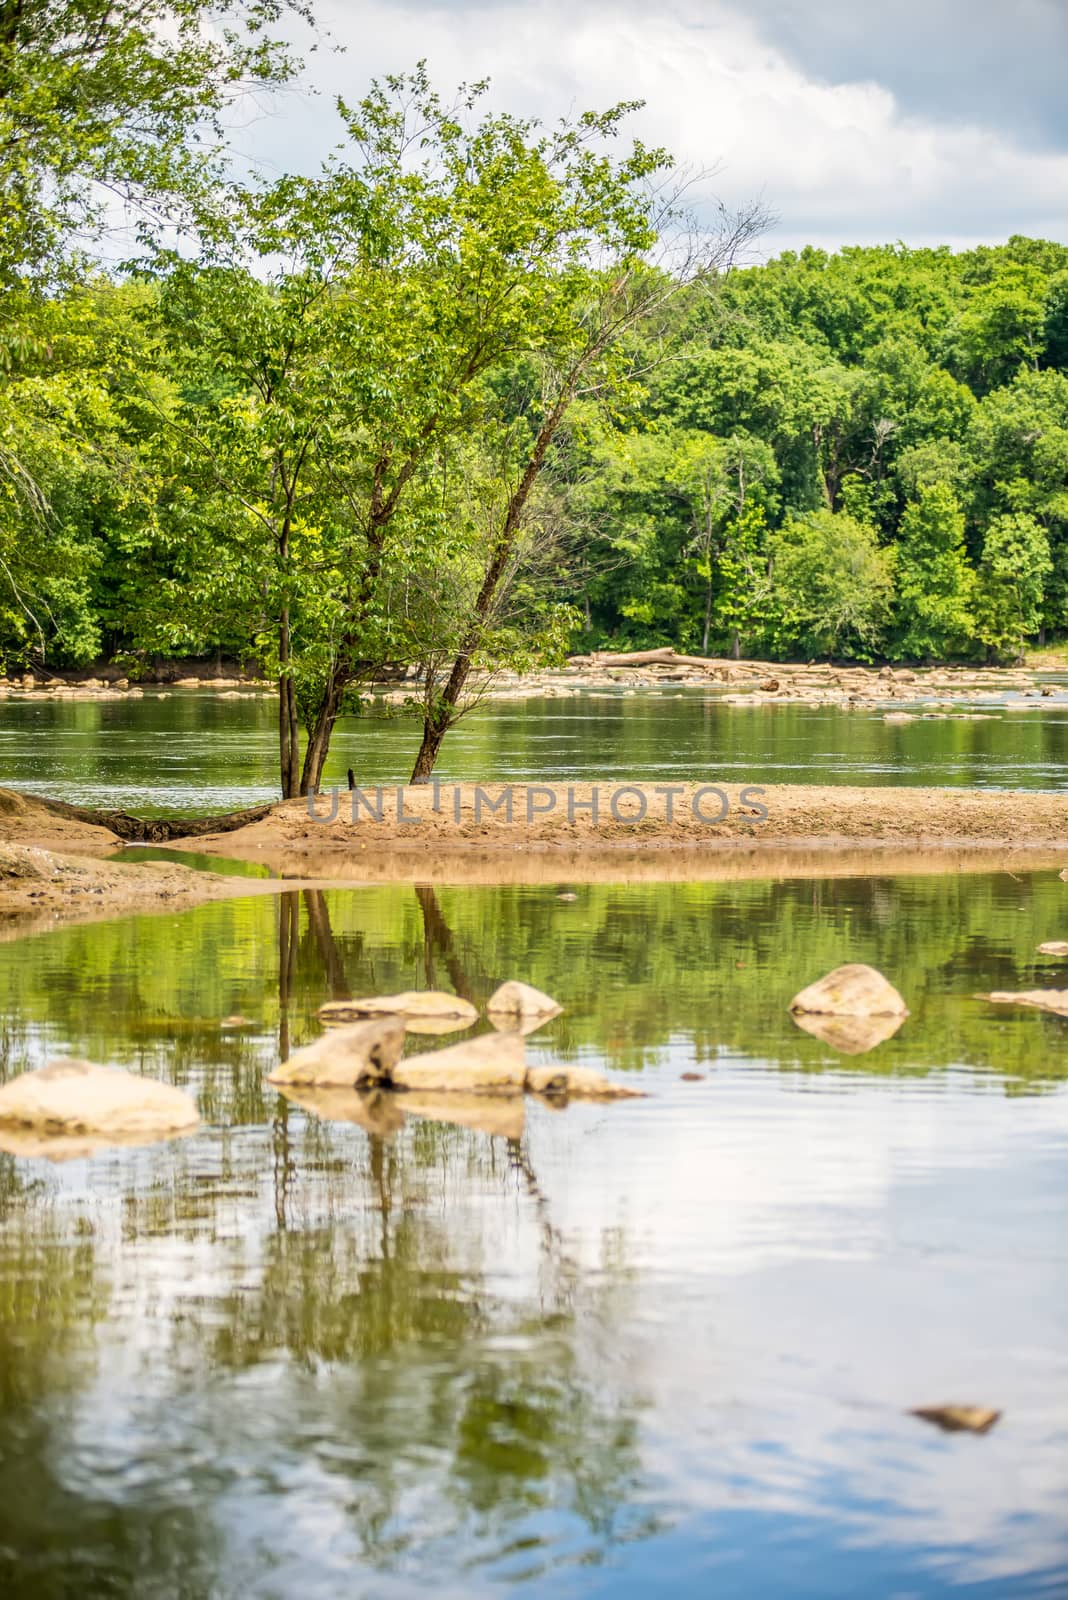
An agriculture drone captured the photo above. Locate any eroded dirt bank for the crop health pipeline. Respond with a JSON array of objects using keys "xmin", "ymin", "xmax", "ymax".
[{"xmin": 0, "ymin": 791, "xmax": 311, "ymax": 932}]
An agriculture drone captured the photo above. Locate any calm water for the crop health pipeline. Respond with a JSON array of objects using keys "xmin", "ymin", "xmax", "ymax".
[
  {"xmin": 0, "ymin": 688, "xmax": 1066, "ymax": 813},
  {"xmin": 1, "ymin": 872, "xmax": 1066, "ymax": 1596}
]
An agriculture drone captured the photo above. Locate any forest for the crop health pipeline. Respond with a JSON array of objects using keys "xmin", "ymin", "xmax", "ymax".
[{"xmin": 3, "ymin": 3, "xmax": 1067, "ymax": 792}]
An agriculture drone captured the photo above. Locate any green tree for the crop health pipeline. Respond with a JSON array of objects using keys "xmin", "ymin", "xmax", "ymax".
[
  {"xmin": 0, "ymin": 0, "xmax": 310, "ymax": 284},
  {"xmin": 893, "ymin": 483, "xmax": 975, "ymax": 660},
  {"xmin": 767, "ymin": 509, "xmax": 893, "ymax": 659},
  {"xmin": 0, "ymin": 1, "xmax": 311, "ymax": 672},
  {"xmin": 715, "ymin": 503, "xmax": 773, "ymax": 658},
  {"xmin": 973, "ymin": 512, "xmax": 1052, "ymax": 661}
]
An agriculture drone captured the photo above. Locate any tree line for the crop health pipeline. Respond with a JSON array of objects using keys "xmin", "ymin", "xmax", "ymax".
[{"xmin": 2, "ymin": 4, "xmax": 1066, "ymax": 797}]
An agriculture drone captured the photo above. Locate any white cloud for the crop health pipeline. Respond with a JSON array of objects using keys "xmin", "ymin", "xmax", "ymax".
[{"xmin": 236, "ymin": 0, "xmax": 1068, "ymax": 256}]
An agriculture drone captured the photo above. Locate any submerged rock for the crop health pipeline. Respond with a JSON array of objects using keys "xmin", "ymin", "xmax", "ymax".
[
  {"xmin": 790, "ymin": 964, "xmax": 909, "ymax": 1018},
  {"xmin": 392, "ymin": 1032, "xmax": 527, "ymax": 1094},
  {"xmin": 486, "ymin": 980, "xmax": 562, "ymax": 1021},
  {"xmin": 267, "ymin": 1018, "xmax": 405, "ymax": 1087},
  {"xmin": 271, "ymin": 1027, "xmax": 645, "ymax": 1109},
  {"xmin": 909, "ymin": 1405, "xmax": 1001, "ymax": 1435},
  {"xmin": 0, "ymin": 1059, "xmax": 199, "ymax": 1139},
  {"xmin": 318, "ymin": 991, "xmax": 479, "ymax": 1025},
  {"xmin": 980, "ymin": 989, "xmax": 1068, "ymax": 1018}
]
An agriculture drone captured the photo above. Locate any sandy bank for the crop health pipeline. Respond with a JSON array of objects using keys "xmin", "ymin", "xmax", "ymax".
[
  {"xmin": 0, "ymin": 840, "xmax": 297, "ymax": 934},
  {"xmin": 0, "ymin": 784, "xmax": 1064, "ymax": 919},
  {"xmin": 0, "ymin": 792, "xmax": 322, "ymax": 931},
  {"xmin": 167, "ymin": 783, "xmax": 1068, "ymax": 885}
]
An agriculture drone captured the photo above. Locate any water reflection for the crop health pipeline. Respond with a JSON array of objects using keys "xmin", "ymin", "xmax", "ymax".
[{"xmin": 0, "ymin": 873, "xmax": 1065, "ymax": 1594}]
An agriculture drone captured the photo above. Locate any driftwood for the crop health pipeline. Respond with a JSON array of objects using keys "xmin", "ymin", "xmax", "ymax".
[
  {"xmin": 30, "ymin": 793, "xmax": 273, "ymax": 842},
  {"xmin": 569, "ymin": 648, "xmax": 721, "ymax": 672}
]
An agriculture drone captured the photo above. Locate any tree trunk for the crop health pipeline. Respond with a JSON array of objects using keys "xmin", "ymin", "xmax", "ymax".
[
  {"xmin": 299, "ymin": 664, "xmax": 348, "ymax": 795},
  {"xmin": 410, "ymin": 709, "xmax": 451, "ymax": 782},
  {"xmin": 278, "ymin": 607, "xmax": 300, "ymax": 799},
  {"xmin": 296, "ymin": 527, "xmax": 390, "ymax": 795}
]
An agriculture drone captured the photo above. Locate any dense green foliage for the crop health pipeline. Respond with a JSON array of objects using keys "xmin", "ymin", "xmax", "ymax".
[
  {"xmin": 7, "ymin": 236, "xmax": 1066, "ymax": 702},
  {"xmin": 568, "ymin": 236, "xmax": 1068, "ymax": 661},
  {"xmin": 1, "ymin": 11, "xmax": 1065, "ymax": 793}
]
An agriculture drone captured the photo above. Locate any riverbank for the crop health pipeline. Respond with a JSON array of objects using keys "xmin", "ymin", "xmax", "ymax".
[
  {"xmin": 0, "ymin": 791, "xmax": 314, "ymax": 932},
  {"xmin": 0, "ymin": 839, "xmax": 294, "ymax": 934},
  {"xmin": 2, "ymin": 653, "xmax": 1065, "ymax": 708},
  {"xmin": 165, "ymin": 783, "xmax": 1068, "ymax": 885},
  {"xmin": 0, "ymin": 784, "xmax": 1064, "ymax": 923}
]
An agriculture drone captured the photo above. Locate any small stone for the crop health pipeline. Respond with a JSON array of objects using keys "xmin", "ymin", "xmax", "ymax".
[
  {"xmin": 980, "ymin": 989, "xmax": 1068, "ymax": 1018},
  {"xmin": 526, "ymin": 1064, "xmax": 645, "ymax": 1101},
  {"xmin": 486, "ymin": 980, "xmax": 562, "ymax": 1020},
  {"xmin": 0, "ymin": 1059, "xmax": 199, "ymax": 1139},
  {"xmin": 909, "ymin": 1405, "xmax": 1001, "ymax": 1434},
  {"xmin": 790, "ymin": 964, "xmax": 908, "ymax": 1018},
  {"xmin": 268, "ymin": 1018, "xmax": 405, "ymax": 1087},
  {"xmin": 393, "ymin": 1032, "xmax": 527, "ymax": 1094},
  {"xmin": 318, "ymin": 991, "xmax": 478, "ymax": 1025}
]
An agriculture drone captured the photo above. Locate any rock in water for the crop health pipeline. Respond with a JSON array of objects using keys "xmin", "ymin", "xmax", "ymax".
[
  {"xmin": 909, "ymin": 1405, "xmax": 1001, "ymax": 1435},
  {"xmin": 392, "ymin": 1032, "xmax": 527, "ymax": 1094},
  {"xmin": 268, "ymin": 1018, "xmax": 406, "ymax": 1087},
  {"xmin": 790, "ymin": 964, "xmax": 908, "ymax": 1018},
  {"xmin": 525, "ymin": 1064, "xmax": 645, "ymax": 1101},
  {"xmin": 980, "ymin": 989, "xmax": 1068, "ymax": 1018},
  {"xmin": 318, "ymin": 991, "xmax": 478, "ymax": 1024},
  {"xmin": 0, "ymin": 1059, "xmax": 199, "ymax": 1138},
  {"xmin": 1037, "ymin": 942, "xmax": 1068, "ymax": 956},
  {"xmin": 486, "ymin": 981, "xmax": 562, "ymax": 1021}
]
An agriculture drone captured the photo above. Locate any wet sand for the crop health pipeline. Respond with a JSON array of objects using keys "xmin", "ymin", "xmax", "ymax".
[
  {"xmin": 168, "ymin": 783, "xmax": 1068, "ymax": 885},
  {"xmin": 0, "ymin": 783, "xmax": 1063, "ymax": 927}
]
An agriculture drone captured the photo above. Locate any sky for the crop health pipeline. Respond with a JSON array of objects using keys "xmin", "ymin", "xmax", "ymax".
[{"xmin": 234, "ymin": 0, "xmax": 1068, "ymax": 259}]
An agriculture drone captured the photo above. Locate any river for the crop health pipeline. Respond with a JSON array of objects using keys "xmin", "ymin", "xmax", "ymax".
[
  {"xmin": 0, "ymin": 686, "xmax": 1065, "ymax": 813},
  {"xmin": 0, "ymin": 694, "xmax": 1065, "ymax": 1596}
]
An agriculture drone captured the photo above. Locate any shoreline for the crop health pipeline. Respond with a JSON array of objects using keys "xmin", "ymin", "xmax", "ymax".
[
  {"xmin": 166, "ymin": 783, "xmax": 1068, "ymax": 885},
  {"xmin": 0, "ymin": 784, "xmax": 1063, "ymax": 927},
  {"xmin": 0, "ymin": 655, "xmax": 1065, "ymax": 710}
]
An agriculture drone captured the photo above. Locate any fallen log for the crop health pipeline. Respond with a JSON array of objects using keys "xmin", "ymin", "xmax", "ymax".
[
  {"xmin": 26, "ymin": 793, "xmax": 274, "ymax": 842},
  {"xmin": 572, "ymin": 648, "xmax": 723, "ymax": 672}
]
